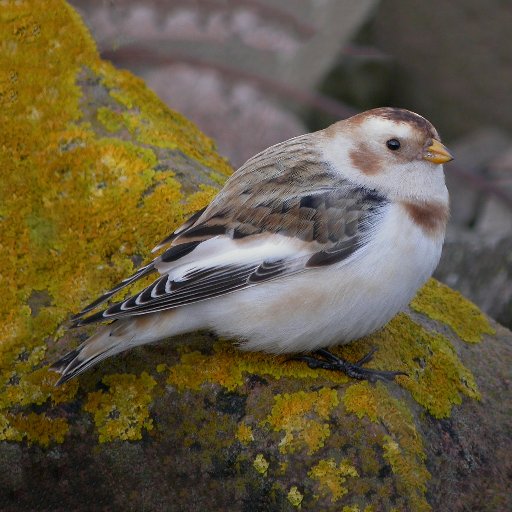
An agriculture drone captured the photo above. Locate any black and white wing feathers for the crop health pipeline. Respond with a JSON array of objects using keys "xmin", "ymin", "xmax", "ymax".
[{"xmin": 71, "ymin": 135, "xmax": 388, "ymax": 327}]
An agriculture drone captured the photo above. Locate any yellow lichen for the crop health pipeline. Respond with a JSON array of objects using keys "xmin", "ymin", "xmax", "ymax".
[
  {"xmin": 287, "ymin": 486, "xmax": 304, "ymax": 508},
  {"xmin": 167, "ymin": 339, "xmax": 349, "ymax": 392},
  {"xmin": 342, "ymin": 380, "xmax": 378, "ymax": 422},
  {"xmin": 97, "ymin": 63, "xmax": 232, "ymax": 177},
  {"xmin": 411, "ymin": 279, "xmax": 495, "ymax": 343},
  {"xmin": 84, "ymin": 372, "xmax": 156, "ymax": 442},
  {"xmin": 167, "ymin": 310, "xmax": 480, "ymax": 421},
  {"xmin": 0, "ymin": 341, "xmax": 77, "ymax": 444},
  {"xmin": 0, "ymin": 0, "xmax": 231, "ymax": 445},
  {"xmin": 96, "ymin": 106, "xmax": 126, "ymax": 133},
  {"xmin": 253, "ymin": 453, "xmax": 269, "ymax": 475},
  {"xmin": 264, "ymin": 389, "xmax": 339, "ymax": 454},
  {"xmin": 0, "ymin": 8, "xmax": 492, "ymax": 495},
  {"xmin": 342, "ymin": 506, "xmax": 374, "ymax": 512},
  {"xmin": 308, "ymin": 458, "xmax": 359, "ymax": 503},
  {"xmin": 343, "ymin": 382, "xmax": 431, "ymax": 512},
  {"xmin": 236, "ymin": 422, "xmax": 254, "ymax": 444},
  {"xmin": 2, "ymin": 412, "xmax": 68, "ymax": 447},
  {"xmin": 342, "ymin": 313, "xmax": 480, "ymax": 418}
]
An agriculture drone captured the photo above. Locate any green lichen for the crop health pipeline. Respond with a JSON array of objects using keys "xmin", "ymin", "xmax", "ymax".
[
  {"xmin": 343, "ymin": 382, "xmax": 431, "ymax": 512},
  {"xmin": 287, "ymin": 486, "xmax": 304, "ymax": 508},
  {"xmin": 96, "ymin": 106, "xmax": 126, "ymax": 133},
  {"xmin": 253, "ymin": 453, "xmax": 270, "ymax": 475},
  {"xmin": 264, "ymin": 389, "xmax": 339, "ymax": 455},
  {"xmin": 84, "ymin": 372, "xmax": 156, "ymax": 442},
  {"xmin": 308, "ymin": 458, "xmax": 359, "ymax": 503},
  {"xmin": 411, "ymin": 279, "xmax": 495, "ymax": 343}
]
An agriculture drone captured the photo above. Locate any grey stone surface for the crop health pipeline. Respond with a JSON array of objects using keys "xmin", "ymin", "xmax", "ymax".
[
  {"xmin": 71, "ymin": 0, "xmax": 378, "ymax": 91},
  {"xmin": 445, "ymin": 128, "xmax": 511, "ymax": 227},
  {"xmin": 69, "ymin": 0, "xmax": 377, "ymax": 166},
  {"xmin": 436, "ymin": 232, "xmax": 512, "ymax": 329},
  {"xmin": 145, "ymin": 64, "xmax": 306, "ymax": 167},
  {"xmin": 475, "ymin": 147, "xmax": 512, "ymax": 240}
]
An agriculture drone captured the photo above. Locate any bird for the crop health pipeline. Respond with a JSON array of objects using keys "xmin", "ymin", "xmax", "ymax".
[{"xmin": 52, "ymin": 107, "xmax": 453, "ymax": 385}]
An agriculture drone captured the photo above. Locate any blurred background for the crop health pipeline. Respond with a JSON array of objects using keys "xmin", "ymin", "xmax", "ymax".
[{"xmin": 69, "ymin": 0, "xmax": 512, "ymax": 329}]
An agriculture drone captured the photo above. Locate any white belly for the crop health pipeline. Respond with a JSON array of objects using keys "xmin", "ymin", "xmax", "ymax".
[{"xmin": 181, "ymin": 203, "xmax": 444, "ymax": 353}]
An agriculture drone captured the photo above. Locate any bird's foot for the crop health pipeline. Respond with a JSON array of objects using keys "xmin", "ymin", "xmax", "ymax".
[{"xmin": 289, "ymin": 347, "xmax": 407, "ymax": 383}]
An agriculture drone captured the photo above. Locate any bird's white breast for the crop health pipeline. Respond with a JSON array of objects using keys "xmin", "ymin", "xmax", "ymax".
[{"xmin": 183, "ymin": 202, "xmax": 444, "ymax": 353}]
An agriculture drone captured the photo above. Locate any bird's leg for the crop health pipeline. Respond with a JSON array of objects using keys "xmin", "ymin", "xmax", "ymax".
[{"xmin": 289, "ymin": 347, "xmax": 407, "ymax": 383}]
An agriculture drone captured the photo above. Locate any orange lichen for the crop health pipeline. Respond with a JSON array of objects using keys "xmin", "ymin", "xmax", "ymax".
[
  {"xmin": 3, "ymin": 412, "xmax": 68, "ymax": 447},
  {"xmin": 15, "ymin": 413, "xmax": 68, "ymax": 446}
]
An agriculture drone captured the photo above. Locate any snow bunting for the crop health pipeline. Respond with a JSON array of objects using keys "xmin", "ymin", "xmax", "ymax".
[{"xmin": 52, "ymin": 107, "xmax": 453, "ymax": 385}]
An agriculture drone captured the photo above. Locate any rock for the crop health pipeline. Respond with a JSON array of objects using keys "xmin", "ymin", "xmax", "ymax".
[
  {"xmin": 71, "ymin": 0, "xmax": 378, "ymax": 91},
  {"xmin": 308, "ymin": 51, "xmax": 396, "ymax": 131},
  {"xmin": 475, "ymin": 147, "xmax": 512, "ymax": 240},
  {"xmin": 69, "ymin": 0, "xmax": 378, "ymax": 166},
  {"xmin": 445, "ymin": 128, "xmax": 511, "ymax": 228},
  {"xmin": 0, "ymin": 3, "xmax": 511, "ymax": 512},
  {"xmin": 435, "ymin": 232, "xmax": 512, "ymax": 330},
  {"xmin": 144, "ymin": 64, "xmax": 306, "ymax": 167},
  {"xmin": 434, "ymin": 130, "xmax": 512, "ymax": 329}
]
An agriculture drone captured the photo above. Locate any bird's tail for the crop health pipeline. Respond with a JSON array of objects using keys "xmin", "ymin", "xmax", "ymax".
[
  {"xmin": 51, "ymin": 322, "xmax": 134, "ymax": 386},
  {"xmin": 51, "ymin": 308, "xmax": 194, "ymax": 385}
]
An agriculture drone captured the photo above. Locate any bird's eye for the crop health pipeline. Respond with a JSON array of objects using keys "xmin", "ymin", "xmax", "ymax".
[{"xmin": 386, "ymin": 139, "xmax": 401, "ymax": 151}]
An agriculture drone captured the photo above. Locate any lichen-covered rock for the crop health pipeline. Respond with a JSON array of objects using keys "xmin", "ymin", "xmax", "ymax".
[{"xmin": 0, "ymin": 2, "xmax": 511, "ymax": 511}]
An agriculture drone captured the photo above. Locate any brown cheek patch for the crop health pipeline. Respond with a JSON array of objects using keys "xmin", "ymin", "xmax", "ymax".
[
  {"xmin": 402, "ymin": 201, "xmax": 449, "ymax": 237},
  {"xmin": 349, "ymin": 144, "xmax": 382, "ymax": 175}
]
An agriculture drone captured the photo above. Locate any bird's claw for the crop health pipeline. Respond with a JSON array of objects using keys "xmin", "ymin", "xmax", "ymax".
[{"xmin": 288, "ymin": 347, "xmax": 407, "ymax": 383}]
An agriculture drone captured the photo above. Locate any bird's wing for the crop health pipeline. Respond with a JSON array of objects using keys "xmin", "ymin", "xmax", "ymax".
[{"xmin": 72, "ymin": 134, "xmax": 388, "ymax": 326}]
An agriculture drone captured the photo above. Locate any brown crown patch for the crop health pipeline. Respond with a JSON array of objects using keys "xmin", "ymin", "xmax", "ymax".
[
  {"xmin": 401, "ymin": 201, "xmax": 449, "ymax": 238},
  {"xmin": 349, "ymin": 107, "xmax": 439, "ymax": 140}
]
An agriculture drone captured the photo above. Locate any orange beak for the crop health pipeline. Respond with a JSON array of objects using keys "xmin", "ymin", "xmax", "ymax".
[{"xmin": 423, "ymin": 139, "xmax": 453, "ymax": 164}]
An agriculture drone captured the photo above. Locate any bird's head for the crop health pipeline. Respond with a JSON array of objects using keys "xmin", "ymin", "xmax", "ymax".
[{"xmin": 321, "ymin": 107, "xmax": 453, "ymax": 203}]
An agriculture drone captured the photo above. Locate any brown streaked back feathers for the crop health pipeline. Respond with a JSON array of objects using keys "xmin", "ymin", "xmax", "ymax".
[{"xmin": 71, "ymin": 134, "xmax": 388, "ymax": 325}]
